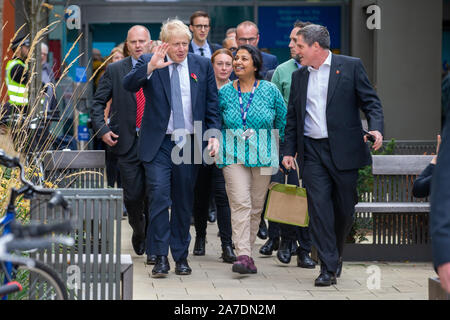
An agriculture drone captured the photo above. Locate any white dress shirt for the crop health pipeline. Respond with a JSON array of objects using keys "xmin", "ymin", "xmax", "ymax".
[
  {"xmin": 304, "ymin": 50, "xmax": 332, "ymax": 139},
  {"xmin": 131, "ymin": 57, "xmax": 138, "ymax": 68},
  {"xmin": 166, "ymin": 55, "xmax": 193, "ymax": 134}
]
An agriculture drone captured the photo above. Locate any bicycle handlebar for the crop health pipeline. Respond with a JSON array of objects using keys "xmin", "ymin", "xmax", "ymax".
[
  {"xmin": 0, "ymin": 149, "xmax": 69, "ymax": 209},
  {"xmin": 0, "ymin": 282, "xmax": 22, "ymax": 297},
  {"xmin": 5, "ymin": 236, "xmax": 74, "ymax": 252},
  {"xmin": 10, "ymin": 220, "xmax": 73, "ymax": 238}
]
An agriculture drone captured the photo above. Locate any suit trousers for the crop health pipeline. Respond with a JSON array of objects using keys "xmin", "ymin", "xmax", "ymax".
[
  {"xmin": 116, "ymin": 136, "xmax": 147, "ymax": 237},
  {"xmin": 193, "ymin": 164, "xmax": 214, "ymax": 238},
  {"xmin": 143, "ymin": 135, "xmax": 197, "ymax": 262},
  {"xmin": 302, "ymin": 137, "xmax": 358, "ymax": 273},
  {"xmin": 223, "ymin": 164, "xmax": 272, "ymax": 257},
  {"xmin": 193, "ymin": 164, "xmax": 233, "ymax": 248},
  {"xmin": 212, "ymin": 166, "xmax": 233, "ymax": 248}
]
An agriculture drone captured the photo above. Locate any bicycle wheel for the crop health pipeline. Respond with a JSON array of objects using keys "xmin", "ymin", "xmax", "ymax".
[{"xmin": 0, "ymin": 259, "xmax": 67, "ymax": 300}]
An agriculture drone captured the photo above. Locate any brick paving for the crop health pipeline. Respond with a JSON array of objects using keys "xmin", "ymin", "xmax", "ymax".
[{"xmin": 122, "ymin": 220, "xmax": 435, "ymax": 300}]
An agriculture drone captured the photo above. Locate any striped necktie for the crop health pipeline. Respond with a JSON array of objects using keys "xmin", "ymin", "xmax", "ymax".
[{"xmin": 136, "ymin": 88, "xmax": 145, "ymax": 128}]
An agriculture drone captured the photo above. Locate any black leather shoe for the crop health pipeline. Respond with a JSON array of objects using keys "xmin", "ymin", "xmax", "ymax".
[
  {"xmin": 131, "ymin": 232, "xmax": 146, "ymax": 256},
  {"xmin": 336, "ymin": 257, "xmax": 343, "ymax": 278},
  {"xmin": 277, "ymin": 239, "xmax": 293, "ymax": 264},
  {"xmin": 221, "ymin": 245, "xmax": 237, "ymax": 263},
  {"xmin": 257, "ymin": 219, "xmax": 268, "ymax": 240},
  {"xmin": 208, "ymin": 209, "xmax": 217, "ymax": 223},
  {"xmin": 314, "ymin": 272, "xmax": 337, "ymax": 287},
  {"xmin": 152, "ymin": 256, "xmax": 170, "ymax": 278},
  {"xmin": 193, "ymin": 237, "xmax": 206, "ymax": 256},
  {"xmin": 146, "ymin": 254, "xmax": 157, "ymax": 265},
  {"xmin": 297, "ymin": 251, "xmax": 316, "ymax": 269},
  {"xmin": 290, "ymin": 241, "xmax": 299, "ymax": 255},
  {"xmin": 175, "ymin": 259, "xmax": 192, "ymax": 275},
  {"xmin": 259, "ymin": 237, "xmax": 280, "ymax": 256}
]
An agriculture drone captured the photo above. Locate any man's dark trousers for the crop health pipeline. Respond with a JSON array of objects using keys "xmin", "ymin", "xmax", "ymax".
[
  {"xmin": 144, "ymin": 135, "xmax": 197, "ymax": 262},
  {"xmin": 302, "ymin": 137, "xmax": 358, "ymax": 273},
  {"xmin": 116, "ymin": 135, "xmax": 147, "ymax": 236}
]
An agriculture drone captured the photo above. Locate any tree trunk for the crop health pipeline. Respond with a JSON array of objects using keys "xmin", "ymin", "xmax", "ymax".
[
  {"xmin": 0, "ymin": 0, "xmax": 3, "ymax": 59},
  {"xmin": 27, "ymin": 0, "xmax": 42, "ymax": 117}
]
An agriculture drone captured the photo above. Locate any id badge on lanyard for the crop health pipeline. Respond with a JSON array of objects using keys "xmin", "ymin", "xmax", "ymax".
[{"xmin": 238, "ymin": 80, "xmax": 258, "ymax": 140}]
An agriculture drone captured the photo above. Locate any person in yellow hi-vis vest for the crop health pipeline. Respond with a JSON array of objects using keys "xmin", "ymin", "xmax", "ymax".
[
  {"xmin": 5, "ymin": 36, "xmax": 30, "ymax": 109},
  {"xmin": 2, "ymin": 36, "xmax": 38, "ymax": 153},
  {"xmin": 1, "ymin": 36, "xmax": 29, "ymax": 137}
]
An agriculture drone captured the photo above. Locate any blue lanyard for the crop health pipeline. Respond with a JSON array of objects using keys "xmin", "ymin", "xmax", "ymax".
[{"xmin": 237, "ymin": 80, "xmax": 258, "ymax": 129}]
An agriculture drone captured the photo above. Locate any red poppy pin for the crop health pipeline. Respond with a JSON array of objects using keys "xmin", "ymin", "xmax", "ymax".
[
  {"xmin": 191, "ymin": 73, "xmax": 198, "ymax": 82},
  {"xmin": 336, "ymin": 70, "xmax": 340, "ymax": 75}
]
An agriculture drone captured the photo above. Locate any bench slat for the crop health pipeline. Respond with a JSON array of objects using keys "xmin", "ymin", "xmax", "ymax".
[
  {"xmin": 43, "ymin": 150, "xmax": 106, "ymax": 170},
  {"xmin": 372, "ymin": 155, "xmax": 434, "ymax": 175},
  {"xmin": 355, "ymin": 202, "xmax": 430, "ymax": 212}
]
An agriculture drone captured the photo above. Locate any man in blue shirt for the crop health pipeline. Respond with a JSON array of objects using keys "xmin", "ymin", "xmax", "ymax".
[{"xmin": 188, "ymin": 11, "xmax": 221, "ymax": 59}]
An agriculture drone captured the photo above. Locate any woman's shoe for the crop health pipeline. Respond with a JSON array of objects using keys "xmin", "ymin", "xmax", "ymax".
[
  {"xmin": 232, "ymin": 255, "xmax": 257, "ymax": 274},
  {"xmin": 221, "ymin": 245, "xmax": 237, "ymax": 263},
  {"xmin": 193, "ymin": 237, "xmax": 206, "ymax": 256}
]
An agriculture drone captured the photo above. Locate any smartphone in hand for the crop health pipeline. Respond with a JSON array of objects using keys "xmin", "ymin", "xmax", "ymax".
[{"xmin": 363, "ymin": 129, "xmax": 376, "ymax": 143}]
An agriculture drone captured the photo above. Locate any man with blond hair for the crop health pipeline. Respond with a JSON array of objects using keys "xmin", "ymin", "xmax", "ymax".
[{"xmin": 124, "ymin": 19, "xmax": 221, "ymax": 278}]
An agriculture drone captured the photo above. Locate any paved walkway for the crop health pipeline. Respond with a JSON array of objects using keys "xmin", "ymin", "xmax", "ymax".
[{"xmin": 122, "ymin": 220, "xmax": 435, "ymax": 300}]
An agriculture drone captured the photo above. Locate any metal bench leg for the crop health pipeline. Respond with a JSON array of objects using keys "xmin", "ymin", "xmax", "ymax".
[{"xmin": 121, "ymin": 263, "xmax": 133, "ymax": 300}]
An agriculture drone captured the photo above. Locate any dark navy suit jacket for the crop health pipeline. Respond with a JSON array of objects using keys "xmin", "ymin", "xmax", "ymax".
[
  {"xmin": 430, "ymin": 118, "xmax": 450, "ymax": 270},
  {"xmin": 284, "ymin": 54, "xmax": 384, "ymax": 176},
  {"xmin": 122, "ymin": 53, "xmax": 221, "ymax": 163},
  {"xmin": 91, "ymin": 56, "xmax": 137, "ymax": 155},
  {"xmin": 260, "ymin": 51, "xmax": 278, "ymax": 77}
]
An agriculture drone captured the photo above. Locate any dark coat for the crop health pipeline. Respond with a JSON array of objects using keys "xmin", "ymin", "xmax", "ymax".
[
  {"xmin": 122, "ymin": 53, "xmax": 221, "ymax": 163},
  {"xmin": 284, "ymin": 54, "xmax": 384, "ymax": 175},
  {"xmin": 91, "ymin": 56, "xmax": 138, "ymax": 155}
]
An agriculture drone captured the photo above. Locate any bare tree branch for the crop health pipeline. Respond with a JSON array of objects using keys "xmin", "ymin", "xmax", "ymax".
[{"xmin": 21, "ymin": 0, "xmax": 30, "ymax": 23}]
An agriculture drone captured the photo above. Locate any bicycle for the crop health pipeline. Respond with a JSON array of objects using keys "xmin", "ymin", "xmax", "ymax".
[{"xmin": 0, "ymin": 149, "xmax": 74, "ymax": 300}]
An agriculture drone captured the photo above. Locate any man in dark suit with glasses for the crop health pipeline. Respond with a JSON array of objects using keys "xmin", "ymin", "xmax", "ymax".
[{"xmin": 188, "ymin": 11, "xmax": 221, "ymax": 59}]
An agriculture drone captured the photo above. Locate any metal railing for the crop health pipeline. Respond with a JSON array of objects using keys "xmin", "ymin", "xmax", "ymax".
[{"xmin": 30, "ymin": 188, "xmax": 132, "ymax": 300}]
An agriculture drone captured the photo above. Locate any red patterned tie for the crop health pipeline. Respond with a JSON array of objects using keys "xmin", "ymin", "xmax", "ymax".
[{"xmin": 136, "ymin": 88, "xmax": 145, "ymax": 128}]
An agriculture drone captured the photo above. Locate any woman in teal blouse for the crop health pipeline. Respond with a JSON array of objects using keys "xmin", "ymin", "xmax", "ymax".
[{"xmin": 216, "ymin": 44, "xmax": 286, "ymax": 274}]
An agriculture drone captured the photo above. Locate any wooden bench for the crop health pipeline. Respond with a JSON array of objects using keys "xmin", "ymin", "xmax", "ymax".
[{"xmin": 345, "ymin": 155, "xmax": 434, "ymax": 261}]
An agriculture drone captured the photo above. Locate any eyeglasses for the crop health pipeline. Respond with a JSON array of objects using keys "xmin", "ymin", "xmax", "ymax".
[
  {"xmin": 193, "ymin": 24, "xmax": 210, "ymax": 30},
  {"xmin": 237, "ymin": 37, "xmax": 258, "ymax": 44},
  {"xmin": 229, "ymin": 47, "xmax": 237, "ymax": 52}
]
